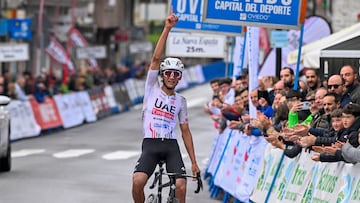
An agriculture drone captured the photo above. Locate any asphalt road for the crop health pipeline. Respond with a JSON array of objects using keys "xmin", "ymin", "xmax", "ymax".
[{"xmin": 0, "ymin": 84, "xmax": 223, "ymax": 203}]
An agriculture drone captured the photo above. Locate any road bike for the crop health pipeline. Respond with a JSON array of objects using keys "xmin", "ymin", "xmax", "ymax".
[{"xmin": 146, "ymin": 161, "xmax": 203, "ymax": 203}]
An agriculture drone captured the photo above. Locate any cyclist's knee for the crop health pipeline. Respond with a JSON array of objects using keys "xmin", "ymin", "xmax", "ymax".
[
  {"xmin": 176, "ymin": 178, "xmax": 187, "ymax": 193},
  {"xmin": 132, "ymin": 172, "xmax": 148, "ymax": 190}
]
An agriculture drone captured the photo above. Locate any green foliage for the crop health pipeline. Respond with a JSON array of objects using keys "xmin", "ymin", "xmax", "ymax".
[{"xmin": 147, "ymin": 33, "xmax": 161, "ymax": 45}]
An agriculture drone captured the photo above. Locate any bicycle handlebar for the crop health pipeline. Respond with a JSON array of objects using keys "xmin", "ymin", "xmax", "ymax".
[{"xmin": 161, "ymin": 171, "xmax": 203, "ymax": 193}]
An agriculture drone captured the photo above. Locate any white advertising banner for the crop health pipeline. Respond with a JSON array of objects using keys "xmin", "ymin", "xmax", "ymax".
[
  {"xmin": 54, "ymin": 94, "xmax": 85, "ymax": 128},
  {"xmin": 0, "ymin": 43, "xmax": 29, "ymax": 62},
  {"xmin": 7, "ymin": 100, "xmax": 41, "ymax": 140},
  {"xmin": 207, "ymin": 128, "xmax": 232, "ymax": 175},
  {"xmin": 104, "ymin": 85, "xmax": 118, "ymax": 109},
  {"xmin": 76, "ymin": 91, "xmax": 97, "ymax": 123},
  {"xmin": 124, "ymin": 79, "xmax": 140, "ymax": 103},
  {"xmin": 166, "ymin": 32, "xmax": 226, "ymax": 58},
  {"xmin": 234, "ymin": 136, "xmax": 268, "ymax": 202},
  {"xmin": 214, "ymin": 131, "xmax": 250, "ymax": 196}
]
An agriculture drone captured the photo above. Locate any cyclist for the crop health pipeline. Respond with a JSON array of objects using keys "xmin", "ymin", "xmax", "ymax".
[{"xmin": 132, "ymin": 11, "xmax": 200, "ymax": 203}]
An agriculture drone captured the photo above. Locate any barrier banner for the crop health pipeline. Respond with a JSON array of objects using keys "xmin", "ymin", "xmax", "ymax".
[
  {"xmin": 214, "ymin": 131, "xmax": 250, "ymax": 195},
  {"xmin": 104, "ymin": 85, "xmax": 120, "ymax": 113},
  {"xmin": 88, "ymin": 87, "xmax": 111, "ymax": 119},
  {"xmin": 252, "ymin": 144, "xmax": 285, "ymax": 201},
  {"xmin": 7, "ymin": 100, "xmax": 41, "ymax": 140},
  {"xmin": 111, "ymin": 83, "xmax": 131, "ymax": 112},
  {"xmin": 124, "ymin": 79, "xmax": 139, "ymax": 104},
  {"xmin": 29, "ymin": 97, "xmax": 63, "ymax": 130},
  {"xmin": 207, "ymin": 128, "xmax": 232, "ymax": 175},
  {"xmin": 205, "ymin": 132, "xmax": 221, "ymax": 172},
  {"xmin": 234, "ymin": 136, "xmax": 268, "ymax": 202},
  {"xmin": 54, "ymin": 93, "xmax": 85, "ymax": 128},
  {"xmin": 251, "ymin": 148, "xmax": 360, "ymax": 203},
  {"xmin": 76, "ymin": 91, "xmax": 97, "ymax": 123}
]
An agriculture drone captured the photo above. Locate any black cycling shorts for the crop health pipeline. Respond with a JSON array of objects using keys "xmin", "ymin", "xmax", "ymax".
[{"xmin": 133, "ymin": 138, "xmax": 186, "ymax": 178}]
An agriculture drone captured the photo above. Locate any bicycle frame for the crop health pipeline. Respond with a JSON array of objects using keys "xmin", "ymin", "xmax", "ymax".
[{"xmin": 148, "ymin": 161, "xmax": 202, "ymax": 203}]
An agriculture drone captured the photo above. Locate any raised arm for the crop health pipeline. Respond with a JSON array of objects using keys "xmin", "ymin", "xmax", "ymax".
[{"xmin": 149, "ymin": 12, "xmax": 178, "ymax": 71}]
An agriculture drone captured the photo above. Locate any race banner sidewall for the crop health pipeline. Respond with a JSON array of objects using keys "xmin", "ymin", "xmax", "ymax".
[{"xmin": 7, "ymin": 100, "xmax": 41, "ymax": 140}]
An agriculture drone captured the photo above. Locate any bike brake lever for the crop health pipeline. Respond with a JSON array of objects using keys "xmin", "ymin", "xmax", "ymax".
[{"xmin": 194, "ymin": 172, "xmax": 203, "ymax": 193}]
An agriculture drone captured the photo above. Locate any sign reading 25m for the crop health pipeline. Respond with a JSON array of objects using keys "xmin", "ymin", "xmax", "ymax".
[
  {"xmin": 170, "ymin": 0, "xmax": 242, "ymax": 36},
  {"xmin": 203, "ymin": 0, "xmax": 305, "ymax": 30}
]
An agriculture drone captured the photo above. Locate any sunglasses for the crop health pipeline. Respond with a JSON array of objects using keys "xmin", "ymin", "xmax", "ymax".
[
  {"xmin": 327, "ymin": 84, "xmax": 341, "ymax": 89},
  {"xmin": 162, "ymin": 70, "xmax": 182, "ymax": 79}
]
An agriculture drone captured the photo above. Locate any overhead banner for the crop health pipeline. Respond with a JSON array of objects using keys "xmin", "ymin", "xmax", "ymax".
[
  {"xmin": 46, "ymin": 37, "xmax": 74, "ymax": 71},
  {"xmin": 166, "ymin": 32, "xmax": 226, "ymax": 58},
  {"xmin": 68, "ymin": 28, "xmax": 99, "ymax": 69},
  {"xmin": 170, "ymin": 0, "xmax": 242, "ymax": 35},
  {"xmin": 203, "ymin": 0, "xmax": 305, "ymax": 30}
]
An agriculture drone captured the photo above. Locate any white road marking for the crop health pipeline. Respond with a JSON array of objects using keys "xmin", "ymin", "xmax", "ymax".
[
  {"xmin": 12, "ymin": 149, "xmax": 46, "ymax": 158},
  {"xmin": 102, "ymin": 150, "xmax": 140, "ymax": 160},
  {"xmin": 53, "ymin": 149, "xmax": 95, "ymax": 158}
]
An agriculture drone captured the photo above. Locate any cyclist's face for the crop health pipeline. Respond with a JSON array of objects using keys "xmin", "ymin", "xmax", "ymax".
[{"xmin": 162, "ymin": 70, "xmax": 181, "ymax": 89}]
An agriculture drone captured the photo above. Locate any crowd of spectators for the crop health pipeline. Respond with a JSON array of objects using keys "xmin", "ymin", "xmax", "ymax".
[
  {"xmin": 0, "ymin": 58, "xmax": 149, "ymax": 103},
  {"xmin": 204, "ymin": 65, "xmax": 360, "ymax": 164}
]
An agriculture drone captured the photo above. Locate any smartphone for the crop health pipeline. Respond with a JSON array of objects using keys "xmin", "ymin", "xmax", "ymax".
[{"xmin": 300, "ymin": 101, "xmax": 310, "ymax": 110}]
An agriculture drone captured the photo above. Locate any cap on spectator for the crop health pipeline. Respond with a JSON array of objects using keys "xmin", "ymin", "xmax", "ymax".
[{"xmin": 286, "ymin": 89, "xmax": 302, "ymax": 99}]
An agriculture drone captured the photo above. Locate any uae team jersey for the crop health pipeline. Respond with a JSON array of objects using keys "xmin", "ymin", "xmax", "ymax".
[{"xmin": 142, "ymin": 70, "xmax": 189, "ymax": 139}]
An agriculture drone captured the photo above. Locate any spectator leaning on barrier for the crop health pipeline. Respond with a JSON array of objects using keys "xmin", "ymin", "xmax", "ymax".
[
  {"xmin": 340, "ymin": 65, "xmax": 360, "ymax": 104},
  {"xmin": 15, "ymin": 75, "xmax": 29, "ymax": 101},
  {"xmin": 297, "ymin": 94, "xmax": 342, "ymax": 148},
  {"xmin": 311, "ymin": 103, "xmax": 360, "ymax": 162},
  {"xmin": 33, "ymin": 82, "xmax": 51, "ymax": 103},
  {"xmin": 341, "ymin": 129, "xmax": 360, "ymax": 164},
  {"xmin": 298, "ymin": 109, "xmax": 344, "ymax": 149}
]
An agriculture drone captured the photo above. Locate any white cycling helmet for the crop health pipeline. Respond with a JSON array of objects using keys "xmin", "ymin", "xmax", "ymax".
[{"xmin": 160, "ymin": 57, "xmax": 184, "ymax": 73}]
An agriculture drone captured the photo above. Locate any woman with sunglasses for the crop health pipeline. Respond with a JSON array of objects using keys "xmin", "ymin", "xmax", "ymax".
[{"xmin": 132, "ymin": 11, "xmax": 200, "ymax": 203}]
